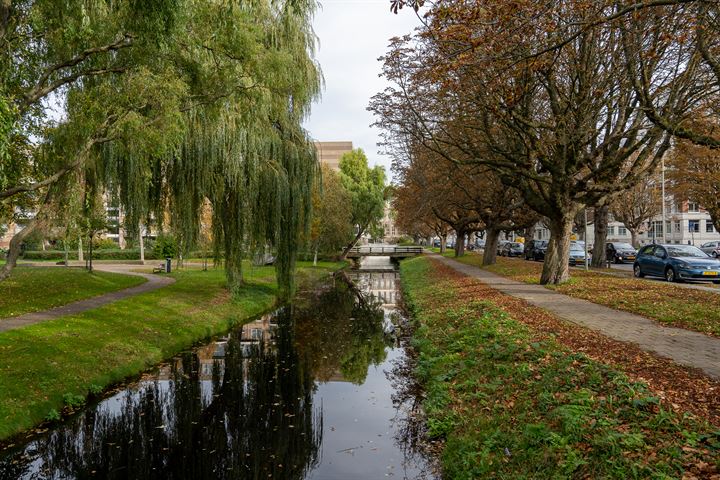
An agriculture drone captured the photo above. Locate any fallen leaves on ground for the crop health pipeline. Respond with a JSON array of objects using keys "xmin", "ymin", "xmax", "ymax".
[{"xmin": 431, "ymin": 258, "xmax": 720, "ymax": 428}]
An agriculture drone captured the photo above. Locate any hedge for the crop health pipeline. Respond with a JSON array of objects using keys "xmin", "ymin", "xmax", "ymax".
[{"xmin": 21, "ymin": 250, "xmax": 219, "ymax": 261}]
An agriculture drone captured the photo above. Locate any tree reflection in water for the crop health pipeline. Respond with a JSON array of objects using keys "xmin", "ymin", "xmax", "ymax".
[
  {"xmin": 0, "ymin": 278, "xmax": 390, "ymax": 480},
  {"xmin": 293, "ymin": 279, "xmax": 391, "ymax": 384}
]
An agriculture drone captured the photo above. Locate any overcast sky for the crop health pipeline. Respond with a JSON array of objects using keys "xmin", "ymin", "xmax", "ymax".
[{"xmin": 303, "ymin": 2, "xmax": 421, "ymax": 182}]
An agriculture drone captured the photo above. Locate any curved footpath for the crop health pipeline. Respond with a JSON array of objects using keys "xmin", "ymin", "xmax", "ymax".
[
  {"xmin": 0, "ymin": 264, "xmax": 175, "ymax": 333},
  {"xmin": 430, "ymin": 252, "xmax": 720, "ymax": 379}
]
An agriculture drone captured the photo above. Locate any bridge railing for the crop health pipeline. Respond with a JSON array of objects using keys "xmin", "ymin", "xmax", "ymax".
[{"xmin": 347, "ymin": 246, "xmax": 423, "ymax": 255}]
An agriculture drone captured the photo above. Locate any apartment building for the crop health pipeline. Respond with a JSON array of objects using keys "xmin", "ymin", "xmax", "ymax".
[{"xmin": 532, "ymin": 198, "xmax": 720, "ymax": 247}]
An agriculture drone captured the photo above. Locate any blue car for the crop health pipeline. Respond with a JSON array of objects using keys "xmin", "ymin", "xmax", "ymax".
[{"xmin": 633, "ymin": 244, "xmax": 720, "ymax": 283}]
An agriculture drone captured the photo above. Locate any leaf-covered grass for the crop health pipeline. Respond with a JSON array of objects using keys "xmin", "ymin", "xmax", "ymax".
[
  {"xmin": 0, "ymin": 261, "xmax": 342, "ymax": 441},
  {"xmin": 447, "ymin": 253, "xmax": 720, "ymax": 337},
  {"xmin": 401, "ymin": 257, "xmax": 719, "ymax": 479},
  {"xmin": 0, "ymin": 267, "xmax": 146, "ymax": 318}
]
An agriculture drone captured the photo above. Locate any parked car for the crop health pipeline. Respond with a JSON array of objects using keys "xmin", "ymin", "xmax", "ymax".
[
  {"xmin": 700, "ymin": 241, "xmax": 720, "ymax": 258},
  {"xmin": 606, "ymin": 242, "xmax": 638, "ymax": 264},
  {"xmin": 568, "ymin": 243, "xmax": 590, "ymax": 266},
  {"xmin": 501, "ymin": 242, "xmax": 524, "ymax": 257},
  {"xmin": 476, "ymin": 239, "xmax": 486, "ymax": 249},
  {"xmin": 432, "ymin": 239, "xmax": 441, "ymax": 248},
  {"xmin": 524, "ymin": 240, "xmax": 548, "ymax": 261},
  {"xmin": 633, "ymin": 244, "xmax": 720, "ymax": 283},
  {"xmin": 496, "ymin": 240, "xmax": 510, "ymax": 256}
]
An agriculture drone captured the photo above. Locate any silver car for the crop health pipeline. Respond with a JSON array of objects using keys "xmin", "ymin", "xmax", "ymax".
[{"xmin": 700, "ymin": 241, "xmax": 720, "ymax": 258}]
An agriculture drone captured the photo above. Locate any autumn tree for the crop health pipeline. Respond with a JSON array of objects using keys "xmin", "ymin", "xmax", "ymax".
[
  {"xmin": 669, "ymin": 127, "xmax": 720, "ymax": 231},
  {"xmin": 371, "ymin": 1, "xmax": 706, "ymax": 284},
  {"xmin": 610, "ymin": 175, "xmax": 661, "ymax": 248}
]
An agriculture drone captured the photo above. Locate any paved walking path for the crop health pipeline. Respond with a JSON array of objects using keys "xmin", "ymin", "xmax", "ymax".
[
  {"xmin": 0, "ymin": 264, "xmax": 175, "ymax": 333},
  {"xmin": 430, "ymin": 253, "xmax": 720, "ymax": 379}
]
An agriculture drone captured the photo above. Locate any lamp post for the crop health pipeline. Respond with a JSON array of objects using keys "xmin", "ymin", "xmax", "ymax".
[
  {"xmin": 584, "ymin": 208, "xmax": 589, "ymax": 271},
  {"xmin": 661, "ymin": 157, "xmax": 667, "ymax": 244}
]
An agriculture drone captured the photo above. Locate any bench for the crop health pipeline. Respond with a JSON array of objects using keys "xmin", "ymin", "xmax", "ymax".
[{"xmin": 153, "ymin": 263, "xmax": 166, "ymax": 274}]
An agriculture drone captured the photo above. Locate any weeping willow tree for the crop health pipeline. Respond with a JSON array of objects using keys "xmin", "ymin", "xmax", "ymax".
[{"xmin": 1, "ymin": 0, "xmax": 322, "ymax": 299}]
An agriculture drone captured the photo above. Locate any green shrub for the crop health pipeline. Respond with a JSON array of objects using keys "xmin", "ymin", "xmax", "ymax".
[
  {"xmin": 153, "ymin": 234, "xmax": 178, "ymax": 259},
  {"xmin": 93, "ymin": 237, "xmax": 118, "ymax": 249},
  {"xmin": 397, "ymin": 236, "xmax": 416, "ymax": 246}
]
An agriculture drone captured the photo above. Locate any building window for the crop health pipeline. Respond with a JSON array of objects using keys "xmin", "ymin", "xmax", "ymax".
[
  {"xmin": 675, "ymin": 221, "xmax": 681, "ymax": 232},
  {"xmin": 618, "ymin": 226, "xmax": 627, "ymax": 236},
  {"xmin": 688, "ymin": 202, "xmax": 700, "ymax": 212},
  {"xmin": 689, "ymin": 220, "xmax": 700, "ymax": 232},
  {"xmin": 608, "ymin": 226, "xmax": 615, "ymax": 235},
  {"xmin": 651, "ymin": 221, "xmax": 663, "ymax": 235},
  {"xmin": 707, "ymin": 221, "xmax": 715, "ymax": 233}
]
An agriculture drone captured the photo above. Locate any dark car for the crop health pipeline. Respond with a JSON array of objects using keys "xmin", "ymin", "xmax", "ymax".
[
  {"xmin": 524, "ymin": 239, "xmax": 548, "ymax": 261},
  {"xmin": 501, "ymin": 242, "xmax": 524, "ymax": 257},
  {"xmin": 568, "ymin": 243, "xmax": 590, "ymax": 266},
  {"xmin": 633, "ymin": 244, "xmax": 720, "ymax": 283},
  {"xmin": 606, "ymin": 242, "xmax": 638, "ymax": 264}
]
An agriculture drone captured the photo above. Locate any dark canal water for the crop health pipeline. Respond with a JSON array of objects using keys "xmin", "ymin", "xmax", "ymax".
[{"xmin": 0, "ymin": 257, "xmax": 435, "ymax": 479}]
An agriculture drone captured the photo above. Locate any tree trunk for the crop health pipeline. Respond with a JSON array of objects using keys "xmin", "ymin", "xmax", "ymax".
[
  {"xmin": 78, "ymin": 237, "xmax": 83, "ymax": 262},
  {"xmin": 591, "ymin": 204, "xmax": 609, "ymax": 268},
  {"xmin": 540, "ymin": 217, "xmax": 574, "ymax": 285},
  {"xmin": 313, "ymin": 245, "xmax": 318, "ymax": 267},
  {"xmin": 482, "ymin": 228, "xmax": 500, "ymax": 265},
  {"xmin": 63, "ymin": 239, "xmax": 69, "ymax": 266},
  {"xmin": 439, "ymin": 233, "xmax": 447, "ymax": 254},
  {"xmin": 0, "ymin": 219, "xmax": 40, "ymax": 281},
  {"xmin": 139, "ymin": 224, "xmax": 145, "ymax": 264},
  {"xmin": 341, "ymin": 224, "xmax": 367, "ymax": 259},
  {"xmin": 629, "ymin": 228, "xmax": 639, "ymax": 249},
  {"xmin": 454, "ymin": 229, "xmax": 466, "ymax": 257},
  {"xmin": 88, "ymin": 235, "xmax": 93, "ymax": 273}
]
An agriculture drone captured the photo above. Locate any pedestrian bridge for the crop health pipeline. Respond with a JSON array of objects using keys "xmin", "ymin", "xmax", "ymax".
[{"xmin": 346, "ymin": 246, "xmax": 423, "ymax": 258}]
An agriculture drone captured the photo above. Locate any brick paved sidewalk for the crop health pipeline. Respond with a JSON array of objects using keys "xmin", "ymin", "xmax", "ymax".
[
  {"xmin": 0, "ymin": 264, "xmax": 175, "ymax": 333},
  {"xmin": 431, "ymin": 253, "xmax": 720, "ymax": 379}
]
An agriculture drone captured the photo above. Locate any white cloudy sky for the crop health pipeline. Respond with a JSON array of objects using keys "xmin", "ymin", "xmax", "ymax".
[{"xmin": 303, "ymin": 1, "xmax": 422, "ymax": 182}]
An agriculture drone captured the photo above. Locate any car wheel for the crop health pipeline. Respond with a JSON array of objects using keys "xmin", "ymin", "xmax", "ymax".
[
  {"xmin": 665, "ymin": 267, "xmax": 677, "ymax": 283},
  {"xmin": 615, "ymin": 256, "xmax": 621, "ymax": 264},
  {"xmin": 633, "ymin": 264, "xmax": 644, "ymax": 278},
  {"xmin": 713, "ymin": 252, "xmax": 718, "ymax": 258}
]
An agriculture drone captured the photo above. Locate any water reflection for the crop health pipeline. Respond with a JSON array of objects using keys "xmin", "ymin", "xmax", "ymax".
[{"xmin": 0, "ymin": 260, "xmax": 434, "ymax": 479}]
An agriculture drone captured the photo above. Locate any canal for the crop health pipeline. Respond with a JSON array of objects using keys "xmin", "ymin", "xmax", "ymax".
[{"xmin": 0, "ymin": 257, "xmax": 435, "ymax": 479}]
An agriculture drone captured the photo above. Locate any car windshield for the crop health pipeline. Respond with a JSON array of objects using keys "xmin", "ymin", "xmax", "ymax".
[
  {"xmin": 570, "ymin": 245, "xmax": 584, "ymax": 253},
  {"xmin": 665, "ymin": 245, "xmax": 708, "ymax": 258},
  {"xmin": 613, "ymin": 243, "xmax": 634, "ymax": 250},
  {"xmin": 512, "ymin": 243, "xmax": 522, "ymax": 248}
]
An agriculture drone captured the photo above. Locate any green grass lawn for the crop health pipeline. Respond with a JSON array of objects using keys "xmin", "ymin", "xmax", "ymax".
[
  {"xmin": 401, "ymin": 257, "xmax": 719, "ymax": 478},
  {"xmin": 0, "ymin": 267, "xmax": 146, "ymax": 318},
  {"xmin": 441, "ymin": 252, "xmax": 720, "ymax": 337},
  {"xmin": 0, "ymin": 261, "xmax": 343, "ymax": 441}
]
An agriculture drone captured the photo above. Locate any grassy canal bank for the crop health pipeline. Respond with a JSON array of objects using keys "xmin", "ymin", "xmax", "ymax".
[
  {"xmin": 0, "ymin": 261, "xmax": 343, "ymax": 442},
  {"xmin": 400, "ymin": 256, "xmax": 719, "ymax": 479}
]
